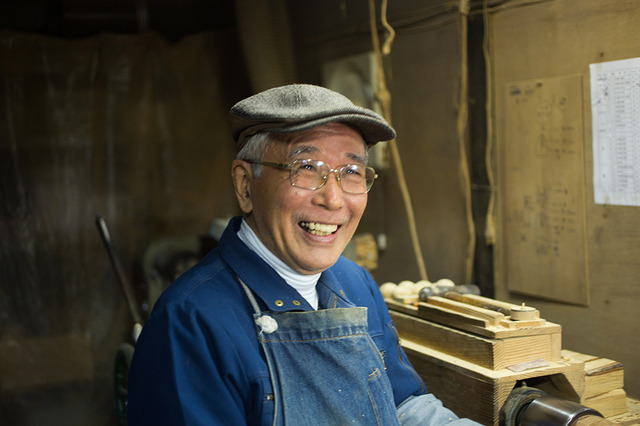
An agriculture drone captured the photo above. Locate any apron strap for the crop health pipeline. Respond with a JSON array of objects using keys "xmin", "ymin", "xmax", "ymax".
[
  {"xmin": 237, "ymin": 276, "xmax": 263, "ymax": 316},
  {"xmin": 236, "ymin": 275, "xmax": 281, "ymax": 426}
]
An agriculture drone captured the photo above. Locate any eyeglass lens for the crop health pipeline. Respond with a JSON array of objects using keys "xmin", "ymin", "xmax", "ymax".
[{"xmin": 290, "ymin": 160, "xmax": 374, "ymax": 194}]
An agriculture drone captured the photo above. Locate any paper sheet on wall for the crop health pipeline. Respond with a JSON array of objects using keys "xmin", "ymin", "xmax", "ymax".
[{"xmin": 590, "ymin": 57, "xmax": 640, "ymax": 207}]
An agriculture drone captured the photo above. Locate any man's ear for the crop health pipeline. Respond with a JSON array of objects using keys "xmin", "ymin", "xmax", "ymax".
[{"xmin": 231, "ymin": 159, "xmax": 254, "ymax": 214}]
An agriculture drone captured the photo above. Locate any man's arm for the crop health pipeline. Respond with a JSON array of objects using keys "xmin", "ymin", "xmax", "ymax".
[
  {"xmin": 127, "ymin": 303, "xmax": 251, "ymax": 425},
  {"xmin": 363, "ymin": 270, "xmax": 481, "ymax": 425},
  {"xmin": 397, "ymin": 394, "xmax": 481, "ymax": 425}
]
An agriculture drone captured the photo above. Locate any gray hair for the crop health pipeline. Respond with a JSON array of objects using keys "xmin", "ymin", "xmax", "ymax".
[{"xmin": 236, "ymin": 132, "xmax": 271, "ymax": 177}]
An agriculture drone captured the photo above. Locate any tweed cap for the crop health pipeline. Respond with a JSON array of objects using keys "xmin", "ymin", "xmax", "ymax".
[{"xmin": 230, "ymin": 84, "xmax": 396, "ymax": 150}]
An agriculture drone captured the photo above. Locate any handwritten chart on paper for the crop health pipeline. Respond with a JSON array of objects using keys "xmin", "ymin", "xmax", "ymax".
[
  {"xmin": 590, "ymin": 57, "xmax": 640, "ymax": 207},
  {"xmin": 503, "ymin": 75, "xmax": 589, "ymax": 305}
]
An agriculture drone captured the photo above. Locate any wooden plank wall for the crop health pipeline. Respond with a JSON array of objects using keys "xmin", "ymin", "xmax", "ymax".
[{"xmin": 490, "ymin": 0, "xmax": 640, "ymax": 398}]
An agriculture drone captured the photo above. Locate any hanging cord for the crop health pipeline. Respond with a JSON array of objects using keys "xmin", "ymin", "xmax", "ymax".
[
  {"xmin": 380, "ymin": 0, "xmax": 396, "ymax": 55},
  {"xmin": 482, "ymin": 0, "xmax": 496, "ymax": 246},
  {"xmin": 368, "ymin": 0, "xmax": 428, "ymax": 281},
  {"xmin": 457, "ymin": 0, "xmax": 476, "ymax": 283}
]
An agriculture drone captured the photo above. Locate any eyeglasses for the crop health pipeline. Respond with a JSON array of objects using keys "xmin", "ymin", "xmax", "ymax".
[{"xmin": 247, "ymin": 159, "xmax": 377, "ymax": 194}]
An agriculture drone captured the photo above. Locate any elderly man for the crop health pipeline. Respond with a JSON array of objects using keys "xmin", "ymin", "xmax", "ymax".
[{"xmin": 128, "ymin": 84, "xmax": 477, "ymax": 425}]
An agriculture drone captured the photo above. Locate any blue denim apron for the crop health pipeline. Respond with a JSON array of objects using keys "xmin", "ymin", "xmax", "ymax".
[{"xmin": 239, "ymin": 278, "xmax": 400, "ymax": 426}]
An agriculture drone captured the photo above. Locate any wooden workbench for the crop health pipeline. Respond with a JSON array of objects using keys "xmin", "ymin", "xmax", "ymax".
[{"xmin": 386, "ymin": 298, "xmax": 633, "ymax": 425}]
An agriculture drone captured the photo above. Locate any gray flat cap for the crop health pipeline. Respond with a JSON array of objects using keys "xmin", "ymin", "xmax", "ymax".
[{"xmin": 230, "ymin": 84, "xmax": 396, "ymax": 150}]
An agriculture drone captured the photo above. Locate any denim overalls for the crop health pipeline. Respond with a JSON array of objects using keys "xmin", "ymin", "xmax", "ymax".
[{"xmin": 239, "ymin": 278, "xmax": 401, "ymax": 425}]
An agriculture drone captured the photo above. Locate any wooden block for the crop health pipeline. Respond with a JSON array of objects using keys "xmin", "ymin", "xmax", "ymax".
[
  {"xmin": 391, "ymin": 310, "xmax": 499, "ymax": 369},
  {"xmin": 499, "ymin": 318, "xmax": 546, "ymax": 329},
  {"xmin": 583, "ymin": 389, "xmax": 627, "ymax": 418},
  {"xmin": 387, "ymin": 298, "xmax": 419, "ymax": 316},
  {"xmin": 427, "ymin": 296, "xmax": 505, "ymax": 326},
  {"xmin": 441, "ymin": 292, "xmax": 513, "ymax": 315},
  {"xmin": 585, "ymin": 358, "xmax": 624, "ymax": 375},
  {"xmin": 500, "ymin": 333, "xmax": 562, "ymax": 367},
  {"xmin": 401, "ymin": 338, "xmax": 585, "ymax": 426},
  {"xmin": 607, "ymin": 397, "xmax": 640, "ymax": 425},
  {"xmin": 562, "ymin": 349, "xmax": 598, "ymax": 364},
  {"xmin": 573, "ymin": 416, "xmax": 618, "ymax": 426},
  {"xmin": 386, "ymin": 299, "xmax": 562, "ymax": 340},
  {"xmin": 561, "ymin": 350, "xmax": 625, "ymax": 400},
  {"xmin": 584, "ymin": 358, "xmax": 624, "ymax": 399},
  {"xmin": 418, "ymin": 301, "xmax": 491, "ymax": 328},
  {"xmin": 390, "ymin": 310, "xmax": 561, "ymax": 370}
]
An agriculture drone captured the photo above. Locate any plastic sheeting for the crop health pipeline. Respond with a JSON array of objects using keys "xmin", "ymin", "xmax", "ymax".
[{"xmin": 0, "ymin": 29, "xmax": 248, "ymax": 424}]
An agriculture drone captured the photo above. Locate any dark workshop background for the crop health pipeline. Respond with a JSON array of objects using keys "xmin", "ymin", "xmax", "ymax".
[{"xmin": 1, "ymin": 0, "xmax": 638, "ymax": 424}]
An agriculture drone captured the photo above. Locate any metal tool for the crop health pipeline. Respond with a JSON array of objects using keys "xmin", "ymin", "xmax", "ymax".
[
  {"xmin": 95, "ymin": 214, "xmax": 144, "ymax": 333},
  {"xmin": 95, "ymin": 214, "xmax": 142, "ymax": 426},
  {"xmin": 500, "ymin": 386, "xmax": 612, "ymax": 426},
  {"xmin": 418, "ymin": 283, "xmax": 481, "ymax": 301}
]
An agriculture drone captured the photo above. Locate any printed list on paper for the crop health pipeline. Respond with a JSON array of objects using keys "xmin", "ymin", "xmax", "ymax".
[{"xmin": 590, "ymin": 57, "xmax": 640, "ymax": 207}]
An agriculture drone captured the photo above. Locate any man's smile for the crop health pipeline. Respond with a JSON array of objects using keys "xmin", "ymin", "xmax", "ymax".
[{"xmin": 298, "ymin": 221, "xmax": 339, "ymax": 236}]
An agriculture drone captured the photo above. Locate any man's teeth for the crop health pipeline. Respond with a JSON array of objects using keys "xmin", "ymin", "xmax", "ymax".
[{"xmin": 300, "ymin": 222, "xmax": 338, "ymax": 236}]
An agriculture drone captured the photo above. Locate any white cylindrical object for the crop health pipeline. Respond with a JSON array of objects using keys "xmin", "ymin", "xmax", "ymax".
[
  {"xmin": 510, "ymin": 303, "xmax": 538, "ymax": 321},
  {"xmin": 379, "ymin": 282, "xmax": 397, "ymax": 298}
]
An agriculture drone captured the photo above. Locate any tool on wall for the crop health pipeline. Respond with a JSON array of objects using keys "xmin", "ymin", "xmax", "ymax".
[
  {"xmin": 95, "ymin": 214, "xmax": 143, "ymax": 426},
  {"xmin": 96, "ymin": 214, "xmax": 144, "ymax": 341}
]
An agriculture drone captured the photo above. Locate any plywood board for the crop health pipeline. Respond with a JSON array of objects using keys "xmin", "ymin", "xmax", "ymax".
[{"xmin": 502, "ymin": 74, "xmax": 589, "ymax": 305}]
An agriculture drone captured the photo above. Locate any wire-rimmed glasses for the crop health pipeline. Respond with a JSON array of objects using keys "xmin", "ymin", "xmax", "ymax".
[{"xmin": 247, "ymin": 159, "xmax": 377, "ymax": 194}]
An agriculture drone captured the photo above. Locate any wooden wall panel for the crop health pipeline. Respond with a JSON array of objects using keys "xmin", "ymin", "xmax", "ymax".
[
  {"xmin": 502, "ymin": 74, "xmax": 589, "ymax": 304},
  {"xmin": 491, "ymin": 0, "xmax": 640, "ymax": 397}
]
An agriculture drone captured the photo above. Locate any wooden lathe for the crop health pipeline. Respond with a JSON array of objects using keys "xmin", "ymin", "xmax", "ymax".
[{"xmin": 385, "ymin": 291, "xmax": 639, "ymax": 425}]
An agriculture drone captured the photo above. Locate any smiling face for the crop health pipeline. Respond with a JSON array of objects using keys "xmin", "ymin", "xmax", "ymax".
[{"xmin": 231, "ymin": 123, "xmax": 369, "ymax": 275}]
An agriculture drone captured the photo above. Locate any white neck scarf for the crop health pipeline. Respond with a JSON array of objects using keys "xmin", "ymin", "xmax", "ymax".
[{"xmin": 238, "ymin": 218, "xmax": 319, "ymax": 310}]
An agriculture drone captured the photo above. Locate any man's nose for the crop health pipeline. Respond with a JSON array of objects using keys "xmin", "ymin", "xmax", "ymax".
[{"xmin": 313, "ymin": 171, "xmax": 344, "ymax": 209}]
